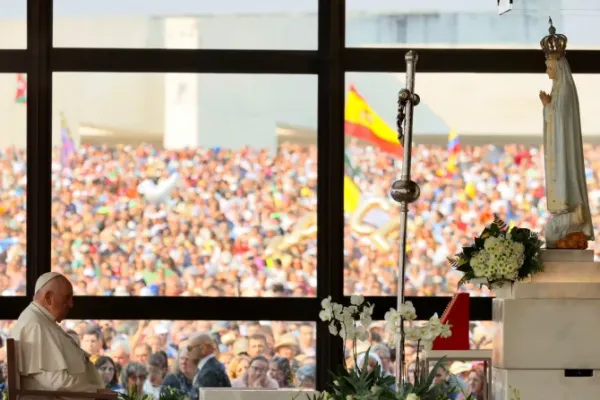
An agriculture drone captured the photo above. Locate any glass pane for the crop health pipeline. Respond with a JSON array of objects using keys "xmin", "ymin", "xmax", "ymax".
[
  {"xmin": 0, "ymin": 73, "xmax": 27, "ymax": 296},
  {"xmin": 1, "ymin": 320, "xmax": 15, "ymax": 384},
  {"xmin": 51, "ymin": 73, "xmax": 317, "ymax": 297},
  {"xmin": 346, "ymin": 1, "xmax": 600, "ymax": 49},
  {"xmin": 53, "ymin": 0, "xmax": 318, "ymax": 49},
  {"xmin": 61, "ymin": 320, "xmax": 316, "ymax": 390},
  {"xmin": 0, "ymin": 1, "xmax": 26, "ymax": 49},
  {"xmin": 344, "ymin": 72, "xmax": 600, "ymax": 296},
  {"xmin": 342, "ymin": 319, "xmax": 492, "ymax": 383}
]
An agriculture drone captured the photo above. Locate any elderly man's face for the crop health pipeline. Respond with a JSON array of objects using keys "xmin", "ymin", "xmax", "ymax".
[
  {"xmin": 188, "ymin": 337, "xmax": 215, "ymax": 360},
  {"xmin": 112, "ymin": 348, "xmax": 130, "ymax": 366},
  {"xmin": 47, "ymin": 278, "xmax": 74, "ymax": 322}
]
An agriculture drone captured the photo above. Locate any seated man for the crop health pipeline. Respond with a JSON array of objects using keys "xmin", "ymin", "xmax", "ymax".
[{"xmin": 10, "ymin": 272, "xmax": 105, "ymax": 392}]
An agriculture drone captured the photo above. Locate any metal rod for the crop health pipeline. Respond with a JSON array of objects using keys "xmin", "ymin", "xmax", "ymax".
[{"xmin": 391, "ymin": 50, "xmax": 421, "ymax": 389}]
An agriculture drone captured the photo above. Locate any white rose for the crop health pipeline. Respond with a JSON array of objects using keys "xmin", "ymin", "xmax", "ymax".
[{"xmin": 406, "ymin": 394, "xmax": 420, "ymax": 400}]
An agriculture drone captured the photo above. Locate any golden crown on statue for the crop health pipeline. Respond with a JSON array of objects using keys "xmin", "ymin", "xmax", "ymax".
[{"xmin": 540, "ymin": 17, "xmax": 567, "ymax": 60}]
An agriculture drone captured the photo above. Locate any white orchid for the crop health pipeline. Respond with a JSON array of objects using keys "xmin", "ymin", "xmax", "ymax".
[
  {"xmin": 320, "ymin": 296, "xmax": 372, "ymax": 341},
  {"xmin": 384, "ymin": 308, "xmax": 400, "ymax": 332},
  {"xmin": 359, "ymin": 304, "xmax": 374, "ymax": 328},
  {"xmin": 404, "ymin": 325, "xmax": 422, "ymax": 342},
  {"xmin": 320, "ymin": 296, "xmax": 334, "ymax": 320},
  {"xmin": 383, "ymin": 301, "xmax": 417, "ymax": 335},
  {"xmin": 350, "ymin": 294, "xmax": 364, "ymax": 306},
  {"xmin": 399, "ymin": 301, "xmax": 417, "ymax": 321},
  {"xmin": 328, "ymin": 323, "xmax": 338, "ymax": 336}
]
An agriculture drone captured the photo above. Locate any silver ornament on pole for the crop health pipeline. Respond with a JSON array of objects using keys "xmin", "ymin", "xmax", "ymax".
[{"xmin": 391, "ymin": 50, "xmax": 421, "ymax": 388}]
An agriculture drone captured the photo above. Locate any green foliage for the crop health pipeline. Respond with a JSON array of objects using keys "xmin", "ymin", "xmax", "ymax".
[
  {"xmin": 304, "ymin": 356, "xmax": 472, "ymax": 400},
  {"xmin": 160, "ymin": 387, "xmax": 190, "ymax": 400},
  {"xmin": 449, "ymin": 213, "xmax": 544, "ymax": 288},
  {"xmin": 509, "ymin": 386, "xmax": 521, "ymax": 400},
  {"xmin": 398, "ymin": 359, "xmax": 475, "ymax": 400},
  {"xmin": 118, "ymin": 385, "xmax": 153, "ymax": 400}
]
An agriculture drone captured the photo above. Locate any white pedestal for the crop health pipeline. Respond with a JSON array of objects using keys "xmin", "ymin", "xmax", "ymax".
[
  {"xmin": 199, "ymin": 389, "xmax": 319, "ymax": 400},
  {"xmin": 492, "ymin": 251, "xmax": 600, "ymax": 399},
  {"xmin": 492, "ymin": 368, "xmax": 600, "ymax": 400}
]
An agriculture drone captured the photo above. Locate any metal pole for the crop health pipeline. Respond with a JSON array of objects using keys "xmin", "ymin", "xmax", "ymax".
[{"xmin": 391, "ymin": 50, "xmax": 421, "ymax": 389}]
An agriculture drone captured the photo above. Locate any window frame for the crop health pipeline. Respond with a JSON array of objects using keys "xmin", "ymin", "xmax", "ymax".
[{"xmin": 6, "ymin": 0, "xmax": 595, "ymax": 389}]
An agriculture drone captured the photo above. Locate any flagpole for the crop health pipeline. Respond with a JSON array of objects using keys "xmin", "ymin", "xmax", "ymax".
[{"xmin": 391, "ymin": 50, "xmax": 421, "ymax": 389}]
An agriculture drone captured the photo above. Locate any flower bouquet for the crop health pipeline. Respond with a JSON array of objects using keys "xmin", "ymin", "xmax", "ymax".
[
  {"xmin": 119, "ymin": 386, "xmax": 190, "ymax": 400},
  {"xmin": 448, "ymin": 214, "xmax": 544, "ymax": 289},
  {"xmin": 312, "ymin": 295, "xmax": 473, "ymax": 400}
]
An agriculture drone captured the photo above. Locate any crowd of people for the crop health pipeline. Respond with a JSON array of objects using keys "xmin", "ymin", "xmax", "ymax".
[
  {"xmin": 0, "ymin": 317, "xmax": 487, "ymax": 398},
  {"xmin": 0, "ymin": 140, "xmax": 599, "ymax": 391},
  {"xmin": 0, "ymin": 318, "xmax": 318, "ymax": 395}
]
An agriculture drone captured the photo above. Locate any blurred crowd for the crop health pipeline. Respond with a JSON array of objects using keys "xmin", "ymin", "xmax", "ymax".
[
  {"xmin": 0, "ymin": 141, "xmax": 600, "ymax": 388},
  {"xmin": 2, "ymin": 142, "xmax": 599, "ymax": 298},
  {"xmin": 0, "ymin": 318, "xmax": 485, "ymax": 397},
  {"xmin": 0, "ymin": 319, "xmax": 317, "ymax": 395}
]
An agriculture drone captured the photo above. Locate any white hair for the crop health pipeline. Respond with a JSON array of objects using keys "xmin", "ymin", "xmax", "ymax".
[{"xmin": 110, "ymin": 339, "xmax": 131, "ymax": 355}]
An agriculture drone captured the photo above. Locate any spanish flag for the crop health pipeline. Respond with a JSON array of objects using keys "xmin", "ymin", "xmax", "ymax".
[
  {"xmin": 344, "ymin": 152, "xmax": 361, "ymax": 213},
  {"xmin": 345, "ymin": 85, "xmax": 402, "ymax": 156},
  {"xmin": 446, "ymin": 129, "xmax": 460, "ymax": 174}
]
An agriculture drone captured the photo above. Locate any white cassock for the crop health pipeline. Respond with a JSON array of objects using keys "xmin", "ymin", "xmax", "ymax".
[{"xmin": 9, "ymin": 302, "xmax": 104, "ymax": 397}]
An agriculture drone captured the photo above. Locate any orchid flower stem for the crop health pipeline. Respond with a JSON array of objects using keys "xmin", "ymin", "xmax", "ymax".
[
  {"xmin": 397, "ymin": 317, "xmax": 406, "ymax": 390},
  {"xmin": 342, "ymin": 319, "xmax": 348, "ymax": 371},
  {"xmin": 353, "ymin": 330, "xmax": 357, "ymax": 370},
  {"xmin": 415, "ymin": 339, "xmax": 421, "ymax": 379}
]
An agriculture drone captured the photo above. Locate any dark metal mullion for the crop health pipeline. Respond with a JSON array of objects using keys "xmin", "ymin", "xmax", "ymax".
[
  {"xmin": 316, "ymin": 0, "xmax": 345, "ymax": 391},
  {"xmin": 0, "ymin": 50, "xmax": 28, "ymax": 72},
  {"xmin": 51, "ymin": 48, "xmax": 319, "ymax": 74},
  {"xmin": 67, "ymin": 297, "xmax": 319, "ymax": 321},
  {"xmin": 0, "ymin": 298, "xmax": 31, "ymax": 319},
  {"xmin": 357, "ymin": 296, "xmax": 493, "ymax": 321},
  {"xmin": 25, "ymin": 0, "xmax": 53, "ymax": 298},
  {"xmin": 0, "ymin": 295, "xmax": 494, "ymax": 321},
  {"xmin": 345, "ymin": 48, "xmax": 600, "ymax": 74}
]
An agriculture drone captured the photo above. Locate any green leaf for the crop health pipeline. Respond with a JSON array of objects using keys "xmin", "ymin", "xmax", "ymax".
[
  {"xmin": 492, "ymin": 213, "xmax": 508, "ymax": 231},
  {"xmin": 447, "ymin": 257, "xmax": 458, "ymax": 268}
]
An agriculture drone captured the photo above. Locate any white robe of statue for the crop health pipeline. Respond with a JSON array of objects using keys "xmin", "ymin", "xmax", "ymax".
[
  {"xmin": 542, "ymin": 57, "xmax": 594, "ymax": 247},
  {"xmin": 9, "ymin": 302, "xmax": 104, "ymax": 399}
]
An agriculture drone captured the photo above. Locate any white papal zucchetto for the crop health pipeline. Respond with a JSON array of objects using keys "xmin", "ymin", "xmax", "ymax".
[{"xmin": 34, "ymin": 271, "xmax": 62, "ymax": 294}]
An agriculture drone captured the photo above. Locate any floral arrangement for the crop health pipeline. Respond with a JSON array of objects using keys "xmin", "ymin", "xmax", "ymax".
[
  {"xmin": 119, "ymin": 386, "xmax": 189, "ymax": 400},
  {"xmin": 118, "ymin": 385, "xmax": 153, "ymax": 400},
  {"xmin": 313, "ymin": 295, "xmax": 473, "ymax": 400},
  {"xmin": 449, "ymin": 214, "xmax": 544, "ymax": 288}
]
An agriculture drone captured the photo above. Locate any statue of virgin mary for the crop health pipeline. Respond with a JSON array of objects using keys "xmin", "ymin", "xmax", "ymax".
[{"xmin": 540, "ymin": 18, "xmax": 594, "ymax": 249}]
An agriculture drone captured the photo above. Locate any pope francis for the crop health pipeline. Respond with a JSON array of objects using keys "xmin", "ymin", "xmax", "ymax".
[{"xmin": 10, "ymin": 272, "xmax": 105, "ymax": 393}]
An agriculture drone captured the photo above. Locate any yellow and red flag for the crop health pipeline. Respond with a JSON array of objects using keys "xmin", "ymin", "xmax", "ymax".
[
  {"xmin": 446, "ymin": 129, "xmax": 460, "ymax": 174},
  {"xmin": 344, "ymin": 85, "xmax": 402, "ymax": 156}
]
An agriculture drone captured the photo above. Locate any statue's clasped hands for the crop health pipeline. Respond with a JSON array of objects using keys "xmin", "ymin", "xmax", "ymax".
[{"xmin": 539, "ymin": 90, "xmax": 552, "ymax": 106}]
